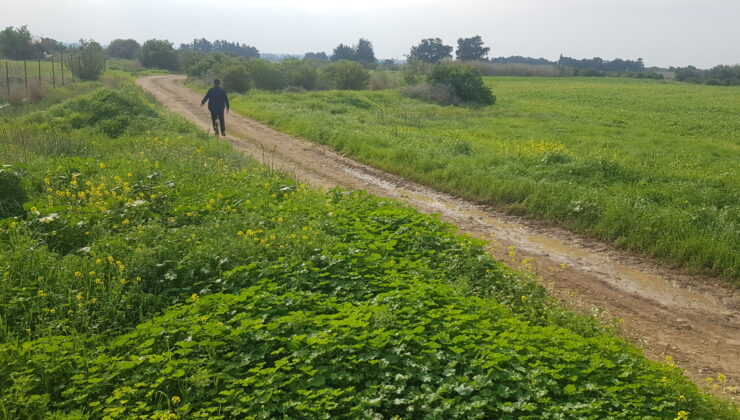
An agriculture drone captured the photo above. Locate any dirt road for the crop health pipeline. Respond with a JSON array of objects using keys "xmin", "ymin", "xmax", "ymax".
[{"xmin": 137, "ymin": 75, "xmax": 739, "ymax": 394}]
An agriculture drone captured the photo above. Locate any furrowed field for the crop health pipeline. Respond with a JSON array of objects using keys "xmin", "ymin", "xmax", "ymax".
[
  {"xmin": 226, "ymin": 77, "xmax": 740, "ymax": 282},
  {"xmin": 1, "ymin": 82, "xmax": 738, "ymax": 418}
]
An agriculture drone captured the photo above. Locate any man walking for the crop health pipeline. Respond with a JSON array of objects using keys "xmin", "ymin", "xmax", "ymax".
[{"xmin": 200, "ymin": 79, "xmax": 229, "ymax": 137}]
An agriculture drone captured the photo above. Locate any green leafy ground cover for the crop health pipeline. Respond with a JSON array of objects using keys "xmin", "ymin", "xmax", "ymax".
[
  {"xmin": 221, "ymin": 77, "xmax": 740, "ymax": 282},
  {"xmin": 0, "ymin": 85, "xmax": 737, "ymax": 419}
]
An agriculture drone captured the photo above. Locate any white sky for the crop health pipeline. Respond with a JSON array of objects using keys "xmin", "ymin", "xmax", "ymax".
[{"xmin": 2, "ymin": 0, "xmax": 739, "ymax": 68}]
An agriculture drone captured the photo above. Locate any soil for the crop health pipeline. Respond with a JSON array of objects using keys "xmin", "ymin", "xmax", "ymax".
[{"xmin": 137, "ymin": 75, "xmax": 739, "ymax": 398}]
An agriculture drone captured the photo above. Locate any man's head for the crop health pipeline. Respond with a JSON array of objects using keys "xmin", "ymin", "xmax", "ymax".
[{"xmin": 214, "ymin": 79, "xmax": 221, "ymax": 87}]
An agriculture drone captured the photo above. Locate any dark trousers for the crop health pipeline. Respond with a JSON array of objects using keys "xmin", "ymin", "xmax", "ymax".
[{"xmin": 210, "ymin": 110, "xmax": 225, "ymax": 134}]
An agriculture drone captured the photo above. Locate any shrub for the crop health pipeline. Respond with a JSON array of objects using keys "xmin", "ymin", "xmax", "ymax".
[
  {"xmin": 427, "ymin": 64, "xmax": 495, "ymax": 105},
  {"xmin": 320, "ymin": 60, "xmax": 370, "ymax": 90},
  {"xmin": 140, "ymin": 39, "xmax": 179, "ymax": 71},
  {"xmin": 221, "ymin": 65, "xmax": 250, "ymax": 93},
  {"xmin": 74, "ymin": 39, "xmax": 106, "ymax": 81},
  {"xmin": 244, "ymin": 59, "xmax": 285, "ymax": 91},
  {"xmin": 279, "ymin": 58, "xmax": 318, "ymax": 90}
]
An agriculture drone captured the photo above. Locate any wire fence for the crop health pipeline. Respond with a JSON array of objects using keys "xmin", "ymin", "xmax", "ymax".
[{"xmin": 0, "ymin": 53, "xmax": 82, "ymax": 105}]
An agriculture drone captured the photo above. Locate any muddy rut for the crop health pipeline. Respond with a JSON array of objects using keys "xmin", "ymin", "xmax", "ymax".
[{"xmin": 137, "ymin": 75, "xmax": 739, "ymax": 394}]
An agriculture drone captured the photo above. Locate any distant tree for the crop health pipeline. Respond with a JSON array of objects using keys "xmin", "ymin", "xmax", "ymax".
[
  {"xmin": 672, "ymin": 66, "xmax": 703, "ymax": 83},
  {"xmin": 408, "ymin": 38, "xmax": 453, "ymax": 64},
  {"xmin": 456, "ymin": 36, "xmax": 490, "ymax": 61},
  {"xmin": 180, "ymin": 38, "xmax": 259, "ymax": 58},
  {"xmin": 558, "ymin": 55, "xmax": 644, "ymax": 72},
  {"xmin": 75, "ymin": 39, "xmax": 106, "ymax": 80},
  {"xmin": 320, "ymin": 60, "xmax": 370, "ymax": 90},
  {"xmin": 331, "ymin": 43, "xmax": 355, "ymax": 62},
  {"xmin": 355, "ymin": 38, "xmax": 377, "ymax": 67},
  {"xmin": 304, "ymin": 52, "xmax": 329, "ymax": 61},
  {"xmin": 0, "ymin": 25, "xmax": 38, "ymax": 59},
  {"xmin": 38, "ymin": 37, "xmax": 66, "ymax": 55},
  {"xmin": 106, "ymin": 39, "xmax": 140, "ymax": 59},
  {"xmin": 140, "ymin": 39, "xmax": 179, "ymax": 70},
  {"xmin": 490, "ymin": 56, "xmax": 555, "ymax": 65}
]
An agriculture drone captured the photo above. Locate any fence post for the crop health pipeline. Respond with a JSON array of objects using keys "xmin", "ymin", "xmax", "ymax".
[
  {"xmin": 61, "ymin": 51, "xmax": 65, "ymax": 85},
  {"xmin": 78, "ymin": 54, "xmax": 82, "ymax": 80},
  {"xmin": 24, "ymin": 60, "xmax": 28, "ymax": 98},
  {"xmin": 38, "ymin": 60, "xmax": 42, "ymax": 88},
  {"xmin": 70, "ymin": 54, "xmax": 75, "ymax": 83},
  {"xmin": 52, "ymin": 55, "xmax": 56, "ymax": 88},
  {"xmin": 5, "ymin": 61, "xmax": 9, "ymax": 101}
]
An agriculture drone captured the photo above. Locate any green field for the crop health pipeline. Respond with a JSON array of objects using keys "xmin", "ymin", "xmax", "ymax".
[
  {"xmin": 1, "ymin": 83, "xmax": 737, "ymax": 418},
  {"xmin": 225, "ymin": 77, "xmax": 740, "ymax": 282}
]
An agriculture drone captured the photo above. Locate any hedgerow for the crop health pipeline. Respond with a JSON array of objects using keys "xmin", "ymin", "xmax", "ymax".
[{"xmin": 0, "ymin": 85, "xmax": 736, "ymax": 419}]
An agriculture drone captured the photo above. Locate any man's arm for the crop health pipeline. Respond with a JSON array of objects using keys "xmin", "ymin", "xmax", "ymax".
[
  {"xmin": 200, "ymin": 89, "xmax": 211, "ymax": 106},
  {"xmin": 225, "ymin": 92, "xmax": 230, "ymax": 111}
]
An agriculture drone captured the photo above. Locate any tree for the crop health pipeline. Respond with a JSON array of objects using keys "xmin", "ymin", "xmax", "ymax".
[
  {"xmin": 331, "ymin": 44, "xmax": 355, "ymax": 62},
  {"xmin": 140, "ymin": 39, "xmax": 178, "ymax": 70},
  {"xmin": 0, "ymin": 25, "xmax": 38, "ymax": 59},
  {"xmin": 180, "ymin": 38, "xmax": 259, "ymax": 58},
  {"xmin": 304, "ymin": 52, "xmax": 329, "ymax": 61},
  {"xmin": 107, "ymin": 39, "xmax": 140, "ymax": 59},
  {"xmin": 408, "ymin": 38, "xmax": 452, "ymax": 64},
  {"xmin": 75, "ymin": 39, "xmax": 106, "ymax": 81},
  {"xmin": 320, "ymin": 60, "xmax": 370, "ymax": 90},
  {"xmin": 456, "ymin": 36, "xmax": 490, "ymax": 61},
  {"xmin": 355, "ymin": 38, "xmax": 376, "ymax": 67}
]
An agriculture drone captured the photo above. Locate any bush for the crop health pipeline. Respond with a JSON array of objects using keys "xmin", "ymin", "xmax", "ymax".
[
  {"xmin": 427, "ymin": 64, "xmax": 495, "ymax": 106},
  {"xmin": 140, "ymin": 39, "xmax": 179, "ymax": 71},
  {"xmin": 221, "ymin": 65, "xmax": 250, "ymax": 93},
  {"xmin": 244, "ymin": 59, "xmax": 285, "ymax": 91},
  {"xmin": 279, "ymin": 58, "xmax": 319, "ymax": 90},
  {"xmin": 74, "ymin": 39, "xmax": 106, "ymax": 81},
  {"xmin": 320, "ymin": 60, "xmax": 370, "ymax": 90}
]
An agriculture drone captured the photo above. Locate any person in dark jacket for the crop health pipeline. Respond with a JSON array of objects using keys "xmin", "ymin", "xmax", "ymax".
[{"xmin": 200, "ymin": 79, "xmax": 230, "ymax": 137}]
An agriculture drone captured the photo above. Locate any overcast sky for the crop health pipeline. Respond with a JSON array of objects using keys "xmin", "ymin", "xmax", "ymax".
[{"xmin": 2, "ymin": 0, "xmax": 739, "ymax": 68}]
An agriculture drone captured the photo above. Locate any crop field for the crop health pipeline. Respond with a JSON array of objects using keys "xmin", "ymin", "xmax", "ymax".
[
  {"xmin": 1, "ymin": 83, "xmax": 737, "ymax": 418},
  {"xmin": 227, "ymin": 77, "xmax": 740, "ymax": 282}
]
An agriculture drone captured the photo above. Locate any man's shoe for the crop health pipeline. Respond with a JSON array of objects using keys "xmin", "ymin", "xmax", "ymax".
[{"xmin": 221, "ymin": 132, "xmax": 226, "ymax": 136}]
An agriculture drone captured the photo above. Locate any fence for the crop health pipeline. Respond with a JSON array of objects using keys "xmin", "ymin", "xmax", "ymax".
[{"xmin": 0, "ymin": 53, "xmax": 82, "ymax": 105}]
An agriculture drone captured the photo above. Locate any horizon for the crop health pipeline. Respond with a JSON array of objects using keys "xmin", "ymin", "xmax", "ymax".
[{"xmin": 2, "ymin": 0, "xmax": 740, "ymax": 69}]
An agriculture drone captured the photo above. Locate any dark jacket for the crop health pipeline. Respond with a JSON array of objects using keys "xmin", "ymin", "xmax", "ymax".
[{"xmin": 201, "ymin": 86, "xmax": 229, "ymax": 112}]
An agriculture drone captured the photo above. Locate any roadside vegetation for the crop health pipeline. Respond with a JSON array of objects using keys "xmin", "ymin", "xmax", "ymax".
[
  {"xmin": 1, "ymin": 82, "xmax": 737, "ymax": 418},
  {"xmin": 224, "ymin": 77, "xmax": 740, "ymax": 282}
]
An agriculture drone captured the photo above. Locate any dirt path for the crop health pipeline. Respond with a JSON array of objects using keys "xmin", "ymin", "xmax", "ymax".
[{"xmin": 137, "ymin": 75, "xmax": 739, "ymax": 395}]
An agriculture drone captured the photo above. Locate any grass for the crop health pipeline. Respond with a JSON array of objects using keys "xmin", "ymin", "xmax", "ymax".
[
  {"xmin": 220, "ymin": 77, "xmax": 740, "ymax": 282},
  {"xmin": 1, "ymin": 59, "xmax": 78, "ymax": 104},
  {"xmin": 0, "ymin": 82, "xmax": 737, "ymax": 418}
]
